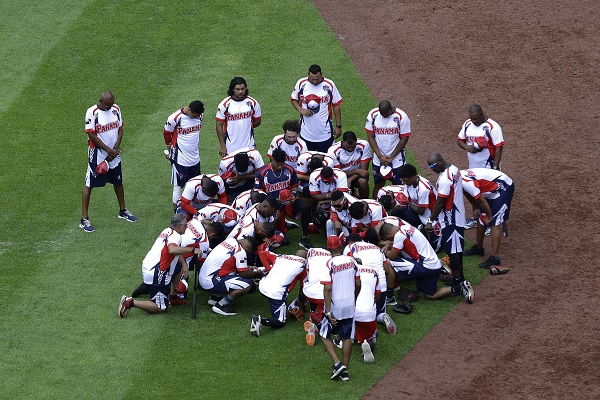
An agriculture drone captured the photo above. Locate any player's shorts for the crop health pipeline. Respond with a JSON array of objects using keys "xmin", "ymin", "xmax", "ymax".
[
  {"xmin": 200, "ymin": 273, "xmax": 253, "ymax": 294},
  {"xmin": 486, "ymin": 183, "xmax": 514, "ymax": 226},
  {"xmin": 147, "ymin": 283, "xmax": 170, "ymax": 311},
  {"xmin": 264, "ymin": 296, "xmax": 287, "ymax": 324},
  {"xmin": 85, "ymin": 162, "xmax": 123, "ymax": 188},
  {"xmin": 301, "ymin": 136, "xmax": 334, "ymax": 153},
  {"xmin": 306, "ymin": 297, "xmax": 325, "ymax": 325},
  {"xmin": 372, "ymin": 164, "xmax": 403, "ymax": 185},
  {"xmin": 171, "ymin": 162, "xmax": 201, "ymax": 187},
  {"xmin": 320, "ymin": 317, "xmax": 354, "ymax": 340},
  {"xmin": 441, "ymin": 225, "xmax": 464, "ymax": 255},
  {"xmin": 355, "ymin": 320, "xmax": 377, "ymax": 343},
  {"xmin": 389, "ymin": 258, "xmax": 440, "ymax": 296}
]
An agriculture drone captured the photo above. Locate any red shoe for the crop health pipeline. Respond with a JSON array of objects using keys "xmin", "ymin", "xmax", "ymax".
[{"xmin": 170, "ymin": 297, "xmax": 189, "ymax": 306}]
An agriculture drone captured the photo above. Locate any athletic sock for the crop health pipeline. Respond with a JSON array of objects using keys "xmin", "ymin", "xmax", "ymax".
[{"xmin": 219, "ymin": 295, "xmax": 234, "ymax": 306}]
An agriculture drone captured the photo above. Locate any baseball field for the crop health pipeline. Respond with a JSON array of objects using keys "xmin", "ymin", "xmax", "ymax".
[{"xmin": 1, "ymin": 0, "xmax": 597, "ymax": 399}]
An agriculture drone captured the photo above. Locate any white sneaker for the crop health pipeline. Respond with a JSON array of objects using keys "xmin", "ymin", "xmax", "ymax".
[
  {"xmin": 382, "ymin": 313, "xmax": 397, "ymax": 335},
  {"xmin": 361, "ymin": 341, "xmax": 375, "ymax": 363},
  {"xmin": 250, "ymin": 315, "xmax": 261, "ymax": 337},
  {"xmin": 461, "ymin": 280, "xmax": 475, "ymax": 304},
  {"xmin": 465, "ymin": 217, "xmax": 477, "ymax": 229}
]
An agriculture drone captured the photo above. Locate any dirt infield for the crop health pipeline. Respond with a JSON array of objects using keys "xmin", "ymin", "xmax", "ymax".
[{"xmin": 314, "ymin": 0, "xmax": 600, "ymax": 398}]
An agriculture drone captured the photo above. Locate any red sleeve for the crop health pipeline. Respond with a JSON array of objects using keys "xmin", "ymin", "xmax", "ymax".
[
  {"xmin": 163, "ymin": 130, "xmax": 173, "ymax": 146},
  {"xmin": 180, "ymin": 197, "xmax": 197, "ymax": 217},
  {"xmin": 217, "ymin": 192, "xmax": 228, "ymax": 204},
  {"xmin": 330, "ymin": 211, "xmax": 339, "ymax": 222},
  {"xmin": 258, "ymin": 251, "xmax": 277, "ymax": 272}
]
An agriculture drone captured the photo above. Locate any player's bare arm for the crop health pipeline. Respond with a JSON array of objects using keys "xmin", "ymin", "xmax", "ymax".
[
  {"xmin": 367, "ymin": 134, "xmax": 386, "ymax": 164},
  {"xmin": 494, "ymin": 146, "xmax": 503, "ymax": 168},
  {"xmin": 87, "ymin": 132, "xmax": 120, "ymax": 159},
  {"xmin": 333, "ymin": 104, "xmax": 342, "ymax": 139},
  {"xmin": 425, "ymin": 196, "xmax": 445, "ymax": 232},
  {"xmin": 389, "ymin": 136, "xmax": 409, "ymax": 159},
  {"xmin": 457, "ymin": 138, "xmax": 477, "ymax": 153},
  {"xmin": 216, "ymin": 121, "xmax": 227, "ymax": 157},
  {"xmin": 291, "ymin": 99, "xmax": 313, "ymax": 116}
]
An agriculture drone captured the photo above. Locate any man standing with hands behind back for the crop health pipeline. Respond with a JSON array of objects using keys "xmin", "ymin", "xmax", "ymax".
[{"xmin": 81, "ymin": 91, "xmax": 137, "ymax": 232}]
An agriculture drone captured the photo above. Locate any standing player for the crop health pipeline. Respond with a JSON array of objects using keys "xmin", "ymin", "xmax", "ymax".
[
  {"xmin": 291, "ymin": 64, "xmax": 343, "ymax": 152},
  {"xmin": 366, "ymin": 100, "xmax": 412, "ymax": 199},
  {"xmin": 457, "ymin": 104, "xmax": 505, "ymax": 170},
  {"xmin": 461, "ymin": 168, "xmax": 514, "ymax": 268},
  {"xmin": 328, "ymin": 131, "xmax": 372, "ymax": 199},
  {"xmin": 81, "ymin": 91, "xmax": 136, "ymax": 232},
  {"xmin": 321, "ymin": 236, "xmax": 360, "ymax": 381},
  {"xmin": 216, "ymin": 77, "xmax": 262, "ymax": 157},
  {"xmin": 118, "ymin": 214, "xmax": 201, "ymax": 317},
  {"xmin": 267, "ymin": 120, "xmax": 307, "ymax": 169},
  {"xmin": 425, "ymin": 153, "xmax": 474, "ymax": 302},
  {"xmin": 163, "ymin": 100, "xmax": 205, "ymax": 211}
]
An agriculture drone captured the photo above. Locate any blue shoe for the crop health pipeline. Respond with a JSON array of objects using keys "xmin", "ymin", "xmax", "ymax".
[
  {"xmin": 118, "ymin": 209, "xmax": 138, "ymax": 222},
  {"xmin": 79, "ymin": 218, "xmax": 95, "ymax": 232},
  {"xmin": 464, "ymin": 217, "xmax": 477, "ymax": 229}
]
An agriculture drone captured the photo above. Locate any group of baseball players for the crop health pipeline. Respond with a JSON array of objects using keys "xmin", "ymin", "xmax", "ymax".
[{"xmin": 84, "ymin": 64, "xmax": 513, "ymax": 381}]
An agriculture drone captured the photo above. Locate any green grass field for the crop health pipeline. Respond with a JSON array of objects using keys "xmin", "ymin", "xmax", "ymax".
[{"xmin": 0, "ymin": 1, "xmax": 486, "ymax": 398}]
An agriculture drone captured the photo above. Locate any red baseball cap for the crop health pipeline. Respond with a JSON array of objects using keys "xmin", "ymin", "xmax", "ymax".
[
  {"xmin": 222, "ymin": 209, "xmax": 238, "ymax": 227},
  {"xmin": 279, "ymin": 189, "xmax": 294, "ymax": 204},
  {"xmin": 326, "ymin": 235, "xmax": 341, "ymax": 249}
]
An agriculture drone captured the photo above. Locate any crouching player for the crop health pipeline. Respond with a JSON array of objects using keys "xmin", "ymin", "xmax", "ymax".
[
  {"xmin": 118, "ymin": 214, "xmax": 202, "ymax": 318},
  {"xmin": 249, "ymin": 250, "xmax": 307, "ymax": 337}
]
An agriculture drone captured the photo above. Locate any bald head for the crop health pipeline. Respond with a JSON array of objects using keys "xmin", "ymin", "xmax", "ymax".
[
  {"xmin": 99, "ymin": 91, "xmax": 115, "ymax": 111},
  {"xmin": 427, "ymin": 152, "xmax": 443, "ymax": 166},
  {"xmin": 379, "ymin": 100, "xmax": 394, "ymax": 118},
  {"xmin": 468, "ymin": 104, "xmax": 483, "ymax": 114}
]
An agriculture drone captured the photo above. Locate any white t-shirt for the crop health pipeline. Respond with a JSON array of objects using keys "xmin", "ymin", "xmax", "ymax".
[
  {"xmin": 218, "ymin": 147, "xmax": 264, "ymax": 189},
  {"xmin": 392, "ymin": 224, "xmax": 442, "ymax": 271},
  {"xmin": 457, "ymin": 117, "xmax": 504, "ymax": 169},
  {"xmin": 163, "ymin": 108, "xmax": 202, "ymax": 167},
  {"xmin": 354, "ymin": 266, "xmax": 379, "ymax": 322},
  {"xmin": 142, "ymin": 227, "xmax": 182, "ymax": 285},
  {"xmin": 267, "ymin": 134, "xmax": 308, "ymax": 169},
  {"xmin": 321, "ymin": 255, "xmax": 359, "ymax": 319},
  {"xmin": 303, "ymin": 248, "xmax": 332, "ymax": 300},
  {"xmin": 328, "ymin": 139, "xmax": 372, "ymax": 171},
  {"xmin": 309, "ymin": 168, "xmax": 349, "ymax": 195},
  {"xmin": 216, "ymin": 96, "xmax": 262, "ymax": 154},
  {"xmin": 291, "ymin": 77, "xmax": 343, "ymax": 142},
  {"xmin": 181, "ymin": 174, "xmax": 226, "ymax": 210},
  {"xmin": 405, "ymin": 176, "xmax": 437, "ymax": 224},
  {"xmin": 85, "ymin": 103, "xmax": 123, "ymax": 168},
  {"xmin": 258, "ymin": 252, "xmax": 306, "ymax": 300},
  {"xmin": 199, "ymin": 238, "xmax": 248, "ymax": 289},
  {"xmin": 365, "ymin": 107, "xmax": 411, "ymax": 167}
]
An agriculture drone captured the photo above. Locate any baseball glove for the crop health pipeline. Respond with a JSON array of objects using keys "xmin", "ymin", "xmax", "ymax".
[
  {"xmin": 399, "ymin": 287, "xmax": 419, "ymax": 303},
  {"xmin": 489, "ymin": 266, "xmax": 510, "ymax": 275}
]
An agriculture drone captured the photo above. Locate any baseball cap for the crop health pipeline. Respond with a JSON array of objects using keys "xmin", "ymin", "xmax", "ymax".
[
  {"xmin": 95, "ymin": 160, "xmax": 109, "ymax": 175},
  {"xmin": 222, "ymin": 209, "xmax": 238, "ymax": 227},
  {"xmin": 326, "ymin": 235, "xmax": 341, "ymax": 249},
  {"xmin": 320, "ymin": 166, "xmax": 334, "ymax": 182},
  {"xmin": 278, "ymin": 189, "xmax": 294, "ymax": 204},
  {"xmin": 473, "ymin": 136, "xmax": 489, "ymax": 150},
  {"xmin": 379, "ymin": 165, "xmax": 393, "ymax": 179}
]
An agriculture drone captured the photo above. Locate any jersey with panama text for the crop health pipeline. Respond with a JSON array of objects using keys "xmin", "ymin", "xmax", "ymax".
[
  {"xmin": 163, "ymin": 108, "xmax": 202, "ymax": 167},
  {"xmin": 392, "ymin": 224, "xmax": 442, "ymax": 271},
  {"xmin": 216, "ymin": 96, "xmax": 261, "ymax": 154},
  {"xmin": 267, "ymin": 134, "xmax": 307, "ymax": 169},
  {"xmin": 142, "ymin": 227, "xmax": 182, "ymax": 286},
  {"xmin": 321, "ymin": 255, "xmax": 359, "ymax": 319},
  {"xmin": 291, "ymin": 77, "xmax": 343, "ymax": 142},
  {"xmin": 85, "ymin": 103, "xmax": 122, "ymax": 169},
  {"xmin": 254, "ymin": 163, "xmax": 299, "ymax": 199},
  {"xmin": 365, "ymin": 107, "xmax": 411, "ymax": 167},
  {"xmin": 328, "ymin": 139, "xmax": 372, "ymax": 171},
  {"xmin": 303, "ymin": 248, "xmax": 332, "ymax": 300},
  {"xmin": 218, "ymin": 147, "xmax": 264, "ymax": 189},
  {"xmin": 457, "ymin": 117, "xmax": 504, "ymax": 169},
  {"xmin": 258, "ymin": 252, "xmax": 307, "ymax": 300}
]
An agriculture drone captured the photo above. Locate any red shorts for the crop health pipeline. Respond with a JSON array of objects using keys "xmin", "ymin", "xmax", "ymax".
[
  {"xmin": 306, "ymin": 297, "xmax": 324, "ymax": 325},
  {"xmin": 355, "ymin": 320, "xmax": 377, "ymax": 343}
]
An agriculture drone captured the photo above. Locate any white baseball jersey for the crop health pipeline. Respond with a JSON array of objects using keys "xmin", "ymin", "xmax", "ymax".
[
  {"xmin": 460, "ymin": 168, "xmax": 513, "ymax": 200},
  {"xmin": 85, "ymin": 103, "xmax": 122, "ymax": 168},
  {"xmin": 303, "ymin": 248, "xmax": 332, "ymax": 300},
  {"xmin": 231, "ymin": 189, "xmax": 267, "ymax": 217},
  {"xmin": 382, "ymin": 216, "xmax": 406, "ymax": 226},
  {"xmin": 365, "ymin": 107, "xmax": 411, "ymax": 167},
  {"xmin": 258, "ymin": 252, "xmax": 306, "ymax": 300},
  {"xmin": 267, "ymin": 134, "xmax": 308, "ymax": 169},
  {"xmin": 163, "ymin": 108, "xmax": 202, "ymax": 167},
  {"xmin": 296, "ymin": 151, "xmax": 335, "ymax": 177},
  {"xmin": 199, "ymin": 238, "xmax": 248, "ymax": 286},
  {"xmin": 241, "ymin": 203, "xmax": 275, "ymax": 223},
  {"xmin": 350, "ymin": 200, "xmax": 386, "ymax": 229},
  {"xmin": 218, "ymin": 147, "xmax": 264, "ymax": 189},
  {"xmin": 321, "ymin": 255, "xmax": 359, "ymax": 319},
  {"xmin": 457, "ymin": 117, "xmax": 504, "ymax": 169},
  {"xmin": 141, "ymin": 227, "xmax": 182, "ymax": 286},
  {"xmin": 327, "ymin": 139, "xmax": 372, "ymax": 171},
  {"xmin": 392, "ymin": 224, "xmax": 442, "ymax": 271},
  {"xmin": 227, "ymin": 216, "xmax": 255, "ymax": 240},
  {"xmin": 405, "ymin": 176, "xmax": 437, "ymax": 224},
  {"xmin": 344, "ymin": 241, "xmax": 386, "ymax": 293},
  {"xmin": 291, "ymin": 77, "xmax": 343, "ymax": 142},
  {"xmin": 181, "ymin": 174, "xmax": 226, "ymax": 210},
  {"xmin": 216, "ymin": 96, "xmax": 262, "ymax": 154},
  {"xmin": 180, "ymin": 218, "xmax": 211, "ymax": 263},
  {"xmin": 309, "ymin": 168, "xmax": 349, "ymax": 195},
  {"xmin": 353, "ymin": 266, "xmax": 379, "ymax": 322},
  {"xmin": 435, "ymin": 165, "xmax": 466, "ymax": 228},
  {"xmin": 330, "ymin": 192, "xmax": 360, "ymax": 228}
]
